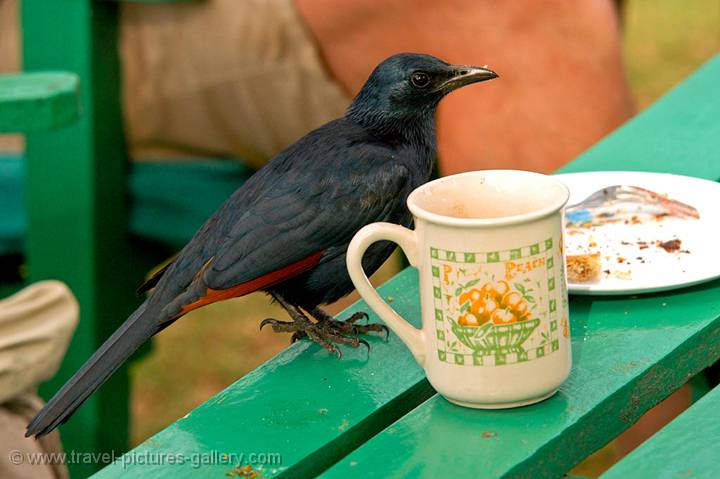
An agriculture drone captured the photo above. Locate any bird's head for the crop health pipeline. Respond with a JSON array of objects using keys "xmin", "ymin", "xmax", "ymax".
[{"xmin": 347, "ymin": 53, "xmax": 498, "ymax": 137}]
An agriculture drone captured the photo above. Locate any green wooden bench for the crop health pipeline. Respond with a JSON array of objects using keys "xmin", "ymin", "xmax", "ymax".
[{"xmin": 92, "ymin": 56, "xmax": 720, "ymax": 478}]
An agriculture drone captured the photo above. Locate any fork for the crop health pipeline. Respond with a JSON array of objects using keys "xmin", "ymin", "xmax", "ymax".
[{"xmin": 565, "ymin": 185, "xmax": 699, "ymax": 222}]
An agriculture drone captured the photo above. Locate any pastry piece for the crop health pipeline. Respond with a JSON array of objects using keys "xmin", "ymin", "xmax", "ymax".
[{"xmin": 566, "ymin": 252, "xmax": 601, "ymax": 283}]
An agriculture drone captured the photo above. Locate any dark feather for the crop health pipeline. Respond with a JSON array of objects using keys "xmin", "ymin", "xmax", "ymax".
[{"xmin": 136, "ymin": 260, "xmax": 174, "ymax": 295}]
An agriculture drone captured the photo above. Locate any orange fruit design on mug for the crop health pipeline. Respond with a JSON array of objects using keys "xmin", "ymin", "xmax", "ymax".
[{"xmin": 458, "ymin": 280, "xmax": 531, "ymax": 326}]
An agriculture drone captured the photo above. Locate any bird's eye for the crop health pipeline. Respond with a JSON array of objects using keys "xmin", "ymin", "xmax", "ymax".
[{"xmin": 410, "ymin": 72, "xmax": 431, "ymax": 89}]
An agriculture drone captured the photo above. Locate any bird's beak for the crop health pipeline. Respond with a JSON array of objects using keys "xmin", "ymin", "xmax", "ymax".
[{"xmin": 439, "ymin": 65, "xmax": 498, "ymax": 93}]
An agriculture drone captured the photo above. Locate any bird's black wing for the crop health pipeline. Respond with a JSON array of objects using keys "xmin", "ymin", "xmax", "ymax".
[{"xmin": 203, "ymin": 144, "xmax": 412, "ymax": 290}]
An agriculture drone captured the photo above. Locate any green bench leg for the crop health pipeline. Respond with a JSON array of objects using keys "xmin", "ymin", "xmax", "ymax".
[{"xmin": 22, "ymin": 1, "xmax": 143, "ymax": 475}]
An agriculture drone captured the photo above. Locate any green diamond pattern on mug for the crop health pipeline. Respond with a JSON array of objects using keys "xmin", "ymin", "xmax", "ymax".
[{"xmin": 431, "ymin": 237, "xmax": 560, "ymax": 366}]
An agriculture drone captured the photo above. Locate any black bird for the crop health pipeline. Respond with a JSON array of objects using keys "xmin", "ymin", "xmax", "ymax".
[{"xmin": 27, "ymin": 53, "xmax": 497, "ymax": 437}]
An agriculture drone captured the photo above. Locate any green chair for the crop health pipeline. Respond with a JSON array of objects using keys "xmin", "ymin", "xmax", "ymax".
[{"xmin": 1, "ymin": 5, "xmax": 137, "ymax": 477}]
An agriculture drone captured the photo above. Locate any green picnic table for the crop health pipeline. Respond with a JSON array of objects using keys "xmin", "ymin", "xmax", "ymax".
[{"xmin": 93, "ymin": 54, "xmax": 720, "ymax": 479}]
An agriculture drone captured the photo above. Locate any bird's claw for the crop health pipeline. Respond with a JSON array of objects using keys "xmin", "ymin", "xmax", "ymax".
[
  {"xmin": 261, "ymin": 309, "xmax": 381, "ymax": 358},
  {"xmin": 346, "ymin": 311, "xmax": 369, "ymax": 323},
  {"xmin": 358, "ymin": 338, "xmax": 371, "ymax": 351},
  {"xmin": 322, "ymin": 312, "xmax": 388, "ymax": 339},
  {"xmin": 260, "ymin": 318, "xmax": 297, "ymax": 333},
  {"xmin": 379, "ymin": 324, "xmax": 390, "ymax": 339},
  {"xmin": 345, "ymin": 319, "xmax": 389, "ymax": 340}
]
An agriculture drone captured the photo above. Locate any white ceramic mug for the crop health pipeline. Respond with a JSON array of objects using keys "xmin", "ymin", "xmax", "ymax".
[{"xmin": 347, "ymin": 170, "xmax": 571, "ymax": 408}]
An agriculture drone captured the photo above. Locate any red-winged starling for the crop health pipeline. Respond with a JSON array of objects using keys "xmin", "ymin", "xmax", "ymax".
[{"xmin": 27, "ymin": 53, "xmax": 497, "ymax": 437}]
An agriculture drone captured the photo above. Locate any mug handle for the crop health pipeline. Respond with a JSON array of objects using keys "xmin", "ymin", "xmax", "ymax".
[{"xmin": 346, "ymin": 222, "xmax": 426, "ymax": 367}]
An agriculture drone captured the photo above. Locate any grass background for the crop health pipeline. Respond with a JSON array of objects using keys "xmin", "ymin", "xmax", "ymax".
[{"xmin": 129, "ymin": 0, "xmax": 720, "ymax": 472}]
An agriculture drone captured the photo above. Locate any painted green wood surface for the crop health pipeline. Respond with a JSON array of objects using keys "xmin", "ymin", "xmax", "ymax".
[
  {"xmin": 93, "ymin": 269, "xmax": 435, "ymax": 478},
  {"xmin": 601, "ymin": 385, "xmax": 720, "ymax": 479},
  {"xmin": 0, "ymin": 72, "xmax": 80, "ymax": 132},
  {"xmin": 96, "ymin": 56, "xmax": 720, "ymax": 478},
  {"xmin": 22, "ymin": 1, "xmax": 145, "ymax": 476}
]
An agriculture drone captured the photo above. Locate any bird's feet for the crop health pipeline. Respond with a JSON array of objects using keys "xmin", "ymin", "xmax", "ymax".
[
  {"xmin": 259, "ymin": 303, "xmax": 388, "ymax": 359},
  {"xmin": 308, "ymin": 306, "xmax": 389, "ymax": 339}
]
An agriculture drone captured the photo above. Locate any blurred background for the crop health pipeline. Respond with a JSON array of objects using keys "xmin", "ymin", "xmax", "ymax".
[{"xmin": 0, "ymin": 0, "xmax": 718, "ymax": 477}]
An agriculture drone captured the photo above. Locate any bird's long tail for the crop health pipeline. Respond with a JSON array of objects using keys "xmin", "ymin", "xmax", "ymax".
[{"xmin": 26, "ymin": 301, "xmax": 158, "ymax": 437}]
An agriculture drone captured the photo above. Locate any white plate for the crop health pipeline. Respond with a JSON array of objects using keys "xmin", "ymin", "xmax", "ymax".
[{"xmin": 555, "ymin": 171, "xmax": 720, "ymax": 295}]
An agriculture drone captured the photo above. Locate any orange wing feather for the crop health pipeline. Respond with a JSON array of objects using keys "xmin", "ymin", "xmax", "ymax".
[{"xmin": 179, "ymin": 251, "xmax": 323, "ymax": 316}]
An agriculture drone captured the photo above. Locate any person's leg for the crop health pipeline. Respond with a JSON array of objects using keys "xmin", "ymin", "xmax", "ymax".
[
  {"xmin": 0, "ymin": 282, "xmax": 78, "ymax": 479},
  {"xmin": 1, "ymin": 393, "xmax": 69, "ymax": 479},
  {"xmin": 295, "ymin": 0, "xmax": 634, "ymax": 174}
]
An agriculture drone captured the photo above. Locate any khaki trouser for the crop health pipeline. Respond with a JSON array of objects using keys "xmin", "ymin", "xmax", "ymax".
[{"xmin": 0, "ymin": 281, "xmax": 79, "ymax": 479}]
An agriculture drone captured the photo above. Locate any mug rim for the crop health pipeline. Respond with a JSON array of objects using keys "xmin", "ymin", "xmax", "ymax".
[{"xmin": 407, "ymin": 169, "xmax": 570, "ymax": 227}]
